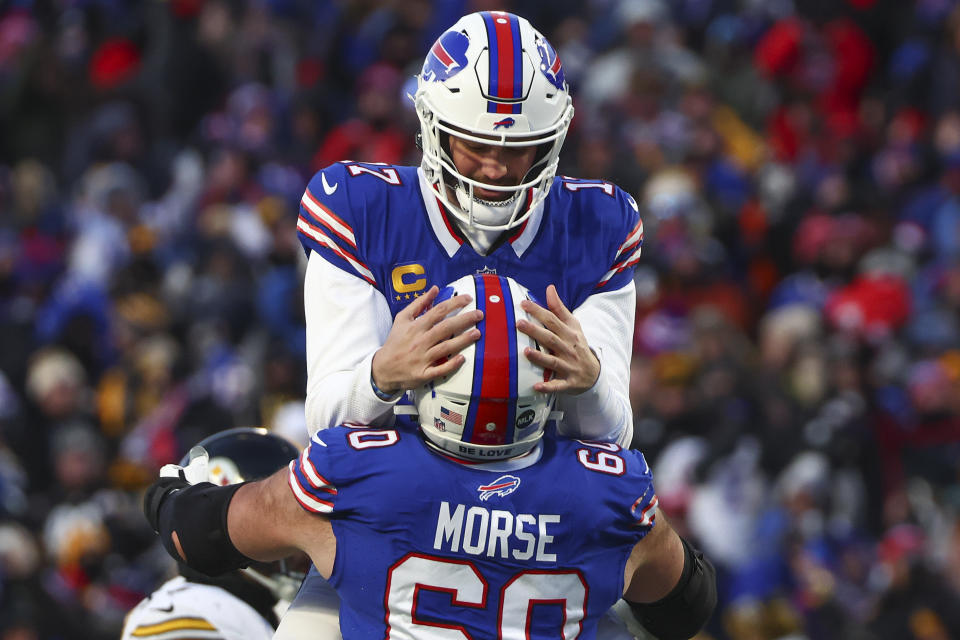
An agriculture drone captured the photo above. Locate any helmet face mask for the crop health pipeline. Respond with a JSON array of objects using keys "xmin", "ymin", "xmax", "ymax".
[
  {"xmin": 413, "ymin": 274, "xmax": 556, "ymax": 461},
  {"xmin": 415, "ymin": 11, "xmax": 574, "ymax": 232}
]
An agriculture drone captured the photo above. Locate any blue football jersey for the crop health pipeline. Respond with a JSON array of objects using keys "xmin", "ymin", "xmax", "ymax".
[
  {"xmin": 297, "ymin": 162, "xmax": 643, "ymax": 314},
  {"xmin": 288, "ymin": 427, "xmax": 659, "ymax": 639}
]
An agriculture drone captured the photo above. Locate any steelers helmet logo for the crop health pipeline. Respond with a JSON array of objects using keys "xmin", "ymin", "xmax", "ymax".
[{"xmin": 208, "ymin": 457, "xmax": 243, "ymax": 485}]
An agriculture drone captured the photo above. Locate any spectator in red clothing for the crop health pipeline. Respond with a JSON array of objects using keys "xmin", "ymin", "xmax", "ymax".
[{"xmin": 311, "ymin": 63, "xmax": 412, "ymax": 170}]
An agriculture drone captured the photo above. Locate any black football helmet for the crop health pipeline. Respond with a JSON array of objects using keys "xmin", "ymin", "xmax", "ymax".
[{"xmin": 179, "ymin": 427, "xmax": 306, "ymax": 609}]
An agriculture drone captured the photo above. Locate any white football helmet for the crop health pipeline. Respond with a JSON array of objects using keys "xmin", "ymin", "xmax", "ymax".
[
  {"xmin": 413, "ymin": 274, "xmax": 557, "ymax": 461},
  {"xmin": 414, "ymin": 11, "xmax": 574, "ymax": 231}
]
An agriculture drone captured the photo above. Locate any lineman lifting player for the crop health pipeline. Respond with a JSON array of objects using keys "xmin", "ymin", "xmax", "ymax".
[
  {"xmin": 291, "ymin": 9, "xmax": 649, "ymax": 637},
  {"xmin": 145, "ymin": 274, "xmax": 716, "ymax": 640}
]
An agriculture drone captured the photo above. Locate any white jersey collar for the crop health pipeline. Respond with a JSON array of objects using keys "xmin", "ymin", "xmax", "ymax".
[{"xmin": 417, "ymin": 168, "xmax": 545, "ymax": 259}]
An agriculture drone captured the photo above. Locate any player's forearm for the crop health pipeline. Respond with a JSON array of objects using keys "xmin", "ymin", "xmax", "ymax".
[
  {"xmin": 305, "ymin": 353, "xmax": 399, "ymax": 434},
  {"xmin": 228, "ymin": 476, "xmax": 305, "ymax": 563},
  {"xmin": 304, "ymin": 253, "xmax": 396, "ymax": 433},
  {"xmin": 229, "ymin": 471, "xmax": 337, "ymax": 579},
  {"xmin": 556, "ymin": 365, "xmax": 633, "ymax": 445},
  {"xmin": 556, "ymin": 283, "xmax": 636, "ymax": 446},
  {"xmin": 151, "ymin": 471, "xmax": 334, "ymax": 579}
]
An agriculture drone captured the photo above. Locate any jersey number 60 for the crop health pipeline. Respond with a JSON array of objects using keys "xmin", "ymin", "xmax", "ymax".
[{"xmin": 385, "ymin": 553, "xmax": 587, "ymax": 639}]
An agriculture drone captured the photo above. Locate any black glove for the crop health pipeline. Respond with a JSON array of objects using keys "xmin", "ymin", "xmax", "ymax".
[{"xmin": 143, "ymin": 475, "xmax": 189, "ymax": 533}]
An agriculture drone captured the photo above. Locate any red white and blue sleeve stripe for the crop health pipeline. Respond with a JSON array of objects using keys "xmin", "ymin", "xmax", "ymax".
[
  {"xmin": 630, "ymin": 483, "xmax": 658, "ymax": 530},
  {"xmin": 287, "ymin": 436, "xmax": 338, "ymax": 514},
  {"xmin": 297, "ymin": 187, "xmax": 376, "ymax": 285},
  {"xmin": 597, "ymin": 218, "xmax": 644, "ymax": 288}
]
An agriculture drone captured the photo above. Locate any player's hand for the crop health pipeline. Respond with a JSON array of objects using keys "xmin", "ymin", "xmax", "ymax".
[
  {"xmin": 144, "ymin": 475, "xmax": 187, "ymax": 534},
  {"xmin": 518, "ymin": 284, "xmax": 600, "ymax": 395},
  {"xmin": 371, "ymin": 285, "xmax": 483, "ymax": 394},
  {"xmin": 161, "ymin": 446, "xmax": 210, "ymax": 485},
  {"xmin": 146, "ymin": 447, "xmax": 210, "ymax": 533}
]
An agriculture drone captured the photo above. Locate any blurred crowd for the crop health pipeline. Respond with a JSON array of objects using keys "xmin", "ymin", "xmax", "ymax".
[{"xmin": 1, "ymin": 0, "xmax": 959, "ymax": 638}]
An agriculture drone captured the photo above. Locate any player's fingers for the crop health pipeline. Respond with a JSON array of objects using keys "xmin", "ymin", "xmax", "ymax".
[
  {"xmin": 545, "ymin": 284, "xmax": 574, "ymax": 321},
  {"xmin": 524, "ymin": 347, "xmax": 564, "ymax": 373},
  {"xmin": 427, "ymin": 309, "xmax": 483, "ymax": 343},
  {"xmin": 399, "ymin": 285, "xmax": 438, "ymax": 320},
  {"xmin": 426, "ymin": 328, "xmax": 481, "ymax": 363},
  {"xmin": 159, "ymin": 463, "xmax": 186, "ymax": 479},
  {"xmin": 516, "ymin": 316, "xmax": 549, "ymax": 341},
  {"xmin": 534, "ymin": 379, "xmax": 571, "ymax": 393},
  {"xmin": 518, "ymin": 319, "xmax": 569, "ymax": 356},
  {"xmin": 421, "ymin": 293, "xmax": 473, "ymax": 325},
  {"xmin": 182, "ymin": 447, "xmax": 209, "ymax": 485},
  {"xmin": 423, "ymin": 353, "xmax": 467, "ymax": 380},
  {"xmin": 520, "ymin": 299, "xmax": 568, "ymax": 337}
]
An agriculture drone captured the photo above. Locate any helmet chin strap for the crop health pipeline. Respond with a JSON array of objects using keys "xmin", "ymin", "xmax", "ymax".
[
  {"xmin": 451, "ymin": 185, "xmax": 526, "ymax": 254},
  {"xmin": 454, "ymin": 184, "xmax": 521, "ymax": 228}
]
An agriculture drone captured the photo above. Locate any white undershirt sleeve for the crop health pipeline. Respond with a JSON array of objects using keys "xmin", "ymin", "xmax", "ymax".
[
  {"xmin": 303, "ymin": 251, "xmax": 398, "ymax": 434},
  {"xmin": 554, "ymin": 281, "xmax": 636, "ymax": 447}
]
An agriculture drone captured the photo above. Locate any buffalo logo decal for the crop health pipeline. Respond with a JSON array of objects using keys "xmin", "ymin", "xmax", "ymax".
[
  {"xmin": 422, "ymin": 30, "xmax": 470, "ymax": 83},
  {"xmin": 477, "ymin": 474, "xmax": 521, "ymax": 501},
  {"xmin": 536, "ymin": 37, "xmax": 565, "ymax": 90}
]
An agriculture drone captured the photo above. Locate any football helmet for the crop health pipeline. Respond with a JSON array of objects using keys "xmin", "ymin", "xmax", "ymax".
[
  {"xmin": 181, "ymin": 427, "xmax": 305, "ymax": 604},
  {"xmin": 413, "ymin": 274, "xmax": 557, "ymax": 461},
  {"xmin": 414, "ymin": 11, "xmax": 574, "ymax": 231}
]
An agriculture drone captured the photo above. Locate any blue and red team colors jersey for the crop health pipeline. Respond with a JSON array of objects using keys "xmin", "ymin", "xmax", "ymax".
[
  {"xmin": 288, "ymin": 427, "xmax": 659, "ymax": 639},
  {"xmin": 296, "ymin": 163, "xmax": 644, "ymax": 315}
]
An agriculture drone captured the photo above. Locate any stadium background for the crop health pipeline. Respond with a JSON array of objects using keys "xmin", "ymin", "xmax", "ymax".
[{"xmin": 1, "ymin": 0, "xmax": 959, "ymax": 638}]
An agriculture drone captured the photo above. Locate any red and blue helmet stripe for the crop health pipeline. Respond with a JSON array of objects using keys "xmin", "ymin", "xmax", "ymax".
[
  {"xmin": 462, "ymin": 274, "xmax": 519, "ymax": 446},
  {"xmin": 482, "ymin": 11, "xmax": 523, "ymax": 115}
]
